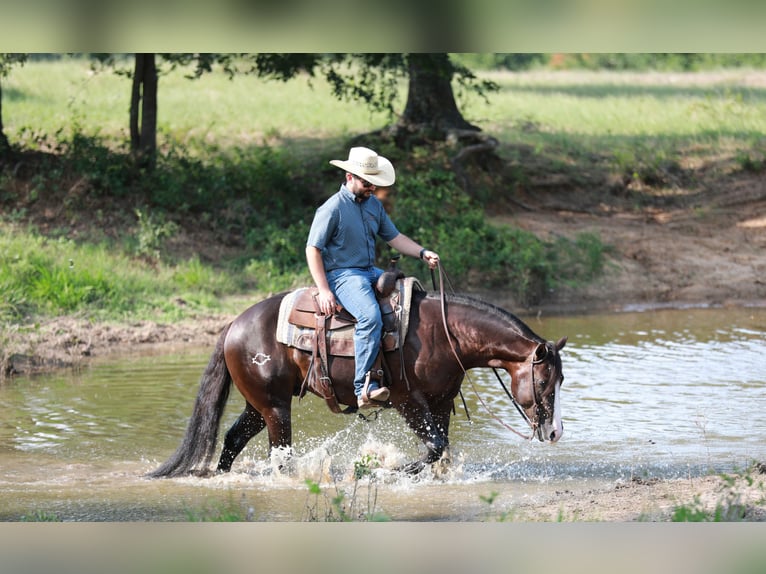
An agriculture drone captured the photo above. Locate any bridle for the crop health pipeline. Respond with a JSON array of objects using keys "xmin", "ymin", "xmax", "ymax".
[
  {"xmin": 434, "ymin": 263, "xmax": 552, "ymax": 441},
  {"xmin": 489, "ymin": 349, "xmax": 552, "ymax": 440}
]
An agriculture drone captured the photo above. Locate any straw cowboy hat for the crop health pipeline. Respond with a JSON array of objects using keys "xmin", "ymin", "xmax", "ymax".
[{"xmin": 329, "ymin": 146, "xmax": 395, "ymax": 187}]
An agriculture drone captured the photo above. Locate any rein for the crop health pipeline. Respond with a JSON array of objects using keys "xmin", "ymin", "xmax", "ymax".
[{"xmin": 433, "ymin": 263, "xmax": 538, "ymax": 440}]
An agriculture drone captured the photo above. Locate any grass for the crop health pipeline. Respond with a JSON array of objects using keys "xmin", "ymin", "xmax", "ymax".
[
  {"xmin": 463, "ymin": 69, "xmax": 766, "ymax": 183},
  {"xmin": 4, "ymin": 57, "xmax": 392, "ymax": 154},
  {"xmin": 670, "ymin": 464, "xmax": 766, "ymax": 522},
  {"xmin": 0, "ymin": 220, "xmax": 244, "ymax": 322},
  {"xmin": 9, "ymin": 60, "xmax": 765, "ymax": 161}
]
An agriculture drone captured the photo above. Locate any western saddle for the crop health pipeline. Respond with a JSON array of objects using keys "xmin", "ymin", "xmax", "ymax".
[{"xmin": 285, "ymin": 262, "xmax": 413, "ymax": 413}]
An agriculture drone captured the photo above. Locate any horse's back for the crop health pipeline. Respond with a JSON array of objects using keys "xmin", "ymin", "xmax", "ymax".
[{"xmin": 224, "ymin": 292, "xmax": 290, "ymax": 363}]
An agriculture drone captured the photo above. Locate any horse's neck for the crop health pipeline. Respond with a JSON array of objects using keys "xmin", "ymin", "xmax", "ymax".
[{"xmin": 436, "ymin": 297, "xmax": 539, "ymax": 365}]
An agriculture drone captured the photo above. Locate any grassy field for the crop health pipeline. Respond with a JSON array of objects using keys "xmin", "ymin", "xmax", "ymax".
[
  {"xmin": 7, "ymin": 59, "xmax": 765, "ymax": 156},
  {"xmin": 4, "ymin": 57, "xmax": 392, "ymax": 155},
  {"xmin": 467, "ymin": 69, "xmax": 766, "ymax": 182},
  {"xmin": 3, "ymin": 58, "xmax": 766, "ymax": 324}
]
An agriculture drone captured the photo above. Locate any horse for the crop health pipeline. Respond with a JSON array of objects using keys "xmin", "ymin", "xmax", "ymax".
[{"xmin": 148, "ymin": 288, "xmax": 567, "ymax": 478}]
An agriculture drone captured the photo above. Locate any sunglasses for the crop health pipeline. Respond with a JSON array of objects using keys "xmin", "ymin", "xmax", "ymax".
[{"xmin": 354, "ymin": 174, "xmax": 375, "ymax": 188}]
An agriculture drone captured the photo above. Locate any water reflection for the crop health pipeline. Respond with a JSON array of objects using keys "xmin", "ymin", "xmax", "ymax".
[{"xmin": 0, "ymin": 306, "xmax": 764, "ymax": 520}]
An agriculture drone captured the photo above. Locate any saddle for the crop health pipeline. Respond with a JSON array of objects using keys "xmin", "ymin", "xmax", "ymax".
[{"xmin": 276, "ymin": 267, "xmax": 422, "ymax": 413}]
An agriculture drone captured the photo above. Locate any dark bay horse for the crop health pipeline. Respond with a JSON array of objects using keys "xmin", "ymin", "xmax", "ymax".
[{"xmin": 149, "ymin": 289, "xmax": 567, "ymax": 478}]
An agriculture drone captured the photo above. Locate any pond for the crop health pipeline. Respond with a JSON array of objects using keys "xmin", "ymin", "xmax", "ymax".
[{"xmin": 1, "ymin": 305, "xmax": 764, "ymax": 521}]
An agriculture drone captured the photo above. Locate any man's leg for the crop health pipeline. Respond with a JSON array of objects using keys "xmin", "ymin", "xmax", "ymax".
[{"xmin": 328, "ymin": 268, "xmax": 387, "ymax": 401}]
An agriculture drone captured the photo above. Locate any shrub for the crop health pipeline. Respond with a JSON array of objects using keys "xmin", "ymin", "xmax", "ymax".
[{"xmin": 390, "ymin": 169, "xmax": 605, "ymax": 304}]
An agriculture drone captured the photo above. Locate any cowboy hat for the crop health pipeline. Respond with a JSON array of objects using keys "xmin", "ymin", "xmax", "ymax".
[{"xmin": 329, "ymin": 147, "xmax": 395, "ymax": 187}]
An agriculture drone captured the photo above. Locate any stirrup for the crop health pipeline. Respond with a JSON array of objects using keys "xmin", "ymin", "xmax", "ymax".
[{"xmin": 361, "ymin": 369, "xmax": 389, "ymax": 403}]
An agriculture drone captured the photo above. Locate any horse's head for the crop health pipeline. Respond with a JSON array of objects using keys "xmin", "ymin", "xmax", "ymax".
[{"xmin": 512, "ymin": 336, "xmax": 567, "ymax": 443}]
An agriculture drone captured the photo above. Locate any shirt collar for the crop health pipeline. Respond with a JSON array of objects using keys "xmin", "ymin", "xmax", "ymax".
[{"xmin": 340, "ymin": 183, "xmax": 368, "ymax": 203}]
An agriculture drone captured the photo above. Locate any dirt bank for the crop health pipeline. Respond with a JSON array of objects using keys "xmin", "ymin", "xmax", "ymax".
[
  {"xmin": 487, "ymin": 167, "xmax": 766, "ymax": 314},
  {"xmin": 511, "ymin": 470, "xmax": 766, "ymax": 522}
]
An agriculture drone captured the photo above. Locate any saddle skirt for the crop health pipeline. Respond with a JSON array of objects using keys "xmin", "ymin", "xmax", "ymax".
[{"xmin": 276, "ymin": 277, "xmax": 423, "ymax": 357}]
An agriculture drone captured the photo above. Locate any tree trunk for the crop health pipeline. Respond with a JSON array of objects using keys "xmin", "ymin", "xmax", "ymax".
[
  {"xmin": 130, "ymin": 53, "xmax": 157, "ymax": 167},
  {"xmin": 400, "ymin": 53, "xmax": 479, "ymax": 137},
  {"xmin": 0, "ymin": 81, "xmax": 10, "ymax": 159},
  {"xmin": 392, "ymin": 54, "xmax": 501, "ymax": 194}
]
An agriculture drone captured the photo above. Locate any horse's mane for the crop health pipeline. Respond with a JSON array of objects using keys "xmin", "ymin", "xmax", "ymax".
[{"xmin": 424, "ymin": 291, "xmax": 544, "ymax": 343}]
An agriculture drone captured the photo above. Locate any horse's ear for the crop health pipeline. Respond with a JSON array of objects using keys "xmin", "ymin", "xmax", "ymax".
[
  {"xmin": 535, "ymin": 343, "xmax": 548, "ymax": 361},
  {"xmin": 555, "ymin": 336, "xmax": 568, "ymax": 351}
]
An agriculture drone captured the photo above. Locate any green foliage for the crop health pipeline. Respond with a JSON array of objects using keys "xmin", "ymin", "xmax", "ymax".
[
  {"xmin": 452, "ymin": 53, "xmax": 547, "ymax": 71},
  {"xmin": 454, "ymin": 53, "xmax": 766, "ymax": 72},
  {"xmin": 566, "ymin": 53, "xmax": 766, "ymax": 72},
  {"xmin": 737, "ymin": 150, "xmax": 766, "ymax": 173},
  {"xmin": 0, "ymin": 223, "xmax": 238, "ymax": 322},
  {"xmin": 303, "ymin": 454, "xmax": 389, "ymax": 522},
  {"xmin": 391, "ymin": 168, "xmax": 606, "ymax": 304},
  {"xmin": 18, "ymin": 509, "xmax": 61, "ymax": 522},
  {"xmin": 671, "ymin": 466, "xmax": 765, "ymax": 522},
  {"xmin": 22, "ymin": 61, "xmax": 766, "ymax": 319},
  {"xmin": 133, "ymin": 208, "xmax": 179, "ymax": 261},
  {"xmin": 478, "ymin": 491, "xmax": 518, "ymax": 521},
  {"xmin": 242, "ymin": 258, "xmax": 308, "ymax": 295},
  {"xmin": 185, "ymin": 492, "xmax": 255, "ymax": 522},
  {"xmin": 353, "ymin": 453, "xmax": 380, "ymax": 480}
]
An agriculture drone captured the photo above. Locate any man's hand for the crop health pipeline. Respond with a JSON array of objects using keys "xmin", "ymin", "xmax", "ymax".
[
  {"xmin": 314, "ymin": 288, "xmax": 338, "ymax": 316},
  {"xmin": 421, "ymin": 249, "xmax": 440, "ymax": 270}
]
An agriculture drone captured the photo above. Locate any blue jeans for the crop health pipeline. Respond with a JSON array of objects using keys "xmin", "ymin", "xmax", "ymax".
[{"xmin": 326, "ymin": 267, "xmax": 384, "ymax": 397}]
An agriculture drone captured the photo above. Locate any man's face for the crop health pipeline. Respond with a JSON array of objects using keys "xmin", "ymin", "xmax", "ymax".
[{"xmin": 347, "ymin": 173, "xmax": 376, "ymax": 201}]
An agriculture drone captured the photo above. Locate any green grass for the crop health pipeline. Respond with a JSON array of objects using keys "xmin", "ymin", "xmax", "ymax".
[
  {"xmin": 7, "ymin": 60, "xmax": 765, "ymax": 162},
  {"xmin": 460, "ymin": 69, "xmax": 766, "ymax": 183},
  {"xmin": 4, "ymin": 57, "xmax": 392, "ymax": 155},
  {"xmin": 670, "ymin": 465, "xmax": 766, "ymax": 522},
  {"xmin": 0, "ymin": 221, "xmax": 243, "ymax": 322}
]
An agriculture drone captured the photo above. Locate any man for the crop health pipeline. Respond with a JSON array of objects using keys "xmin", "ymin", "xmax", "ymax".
[{"xmin": 306, "ymin": 146, "xmax": 440, "ymax": 409}]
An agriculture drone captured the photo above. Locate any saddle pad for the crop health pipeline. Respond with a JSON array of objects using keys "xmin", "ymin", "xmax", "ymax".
[{"xmin": 275, "ymin": 277, "xmax": 423, "ymax": 357}]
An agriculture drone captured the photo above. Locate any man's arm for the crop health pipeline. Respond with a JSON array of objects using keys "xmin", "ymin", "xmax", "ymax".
[
  {"xmin": 387, "ymin": 234, "xmax": 440, "ymax": 269},
  {"xmin": 305, "ymin": 245, "xmax": 337, "ymax": 315}
]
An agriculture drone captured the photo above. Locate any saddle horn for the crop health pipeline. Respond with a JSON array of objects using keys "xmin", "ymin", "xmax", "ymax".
[{"xmin": 376, "ymin": 255, "xmax": 405, "ymax": 298}]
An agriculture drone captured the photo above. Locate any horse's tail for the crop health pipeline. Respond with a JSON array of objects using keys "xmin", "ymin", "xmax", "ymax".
[{"xmin": 147, "ymin": 322, "xmax": 233, "ymax": 479}]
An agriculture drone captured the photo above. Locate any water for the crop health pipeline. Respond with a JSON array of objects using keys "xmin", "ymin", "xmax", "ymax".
[{"xmin": 1, "ymin": 306, "xmax": 764, "ymax": 521}]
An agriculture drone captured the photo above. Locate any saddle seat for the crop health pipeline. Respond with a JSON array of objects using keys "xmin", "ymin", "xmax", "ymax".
[{"xmin": 277, "ymin": 276, "xmax": 422, "ymax": 358}]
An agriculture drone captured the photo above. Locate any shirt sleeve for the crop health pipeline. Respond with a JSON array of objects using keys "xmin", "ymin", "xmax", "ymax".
[
  {"xmin": 377, "ymin": 206, "xmax": 399, "ymax": 242},
  {"xmin": 306, "ymin": 201, "xmax": 337, "ymax": 249}
]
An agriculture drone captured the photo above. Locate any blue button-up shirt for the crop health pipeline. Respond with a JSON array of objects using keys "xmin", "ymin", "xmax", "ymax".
[{"xmin": 307, "ymin": 184, "xmax": 400, "ymax": 271}]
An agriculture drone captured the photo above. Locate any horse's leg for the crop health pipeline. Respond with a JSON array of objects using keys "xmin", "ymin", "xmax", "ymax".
[
  {"xmin": 262, "ymin": 399, "xmax": 293, "ymax": 470},
  {"xmin": 396, "ymin": 392, "xmax": 448, "ymax": 474},
  {"xmin": 216, "ymin": 403, "xmax": 266, "ymax": 473},
  {"xmin": 430, "ymin": 401, "xmax": 454, "ymax": 467}
]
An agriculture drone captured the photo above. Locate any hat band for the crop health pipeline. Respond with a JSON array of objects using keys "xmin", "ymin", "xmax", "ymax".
[{"xmin": 352, "ymin": 158, "xmax": 380, "ymax": 174}]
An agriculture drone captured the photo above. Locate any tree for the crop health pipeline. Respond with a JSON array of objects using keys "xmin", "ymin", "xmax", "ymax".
[
  {"xmin": 401, "ymin": 53, "xmax": 479, "ymax": 134},
  {"xmin": 105, "ymin": 53, "xmax": 251, "ymax": 168},
  {"xmin": 257, "ymin": 53, "xmax": 496, "ymax": 144},
  {"xmin": 0, "ymin": 54, "xmax": 27, "ymax": 159},
  {"xmin": 252, "ymin": 53, "xmax": 501, "ymax": 190},
  {"xmin": 130, "ymin": 54, "xmax": 158, "ymax": 167},
  {"xmin": 97, "ymin": 53, "xmax": 494, "ymax": 168}
]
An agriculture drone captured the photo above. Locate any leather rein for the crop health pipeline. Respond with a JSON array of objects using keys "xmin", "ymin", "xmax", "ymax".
[{"xmin": 433, "ymin": 263, "xmax": 543, "ymax": 441}]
